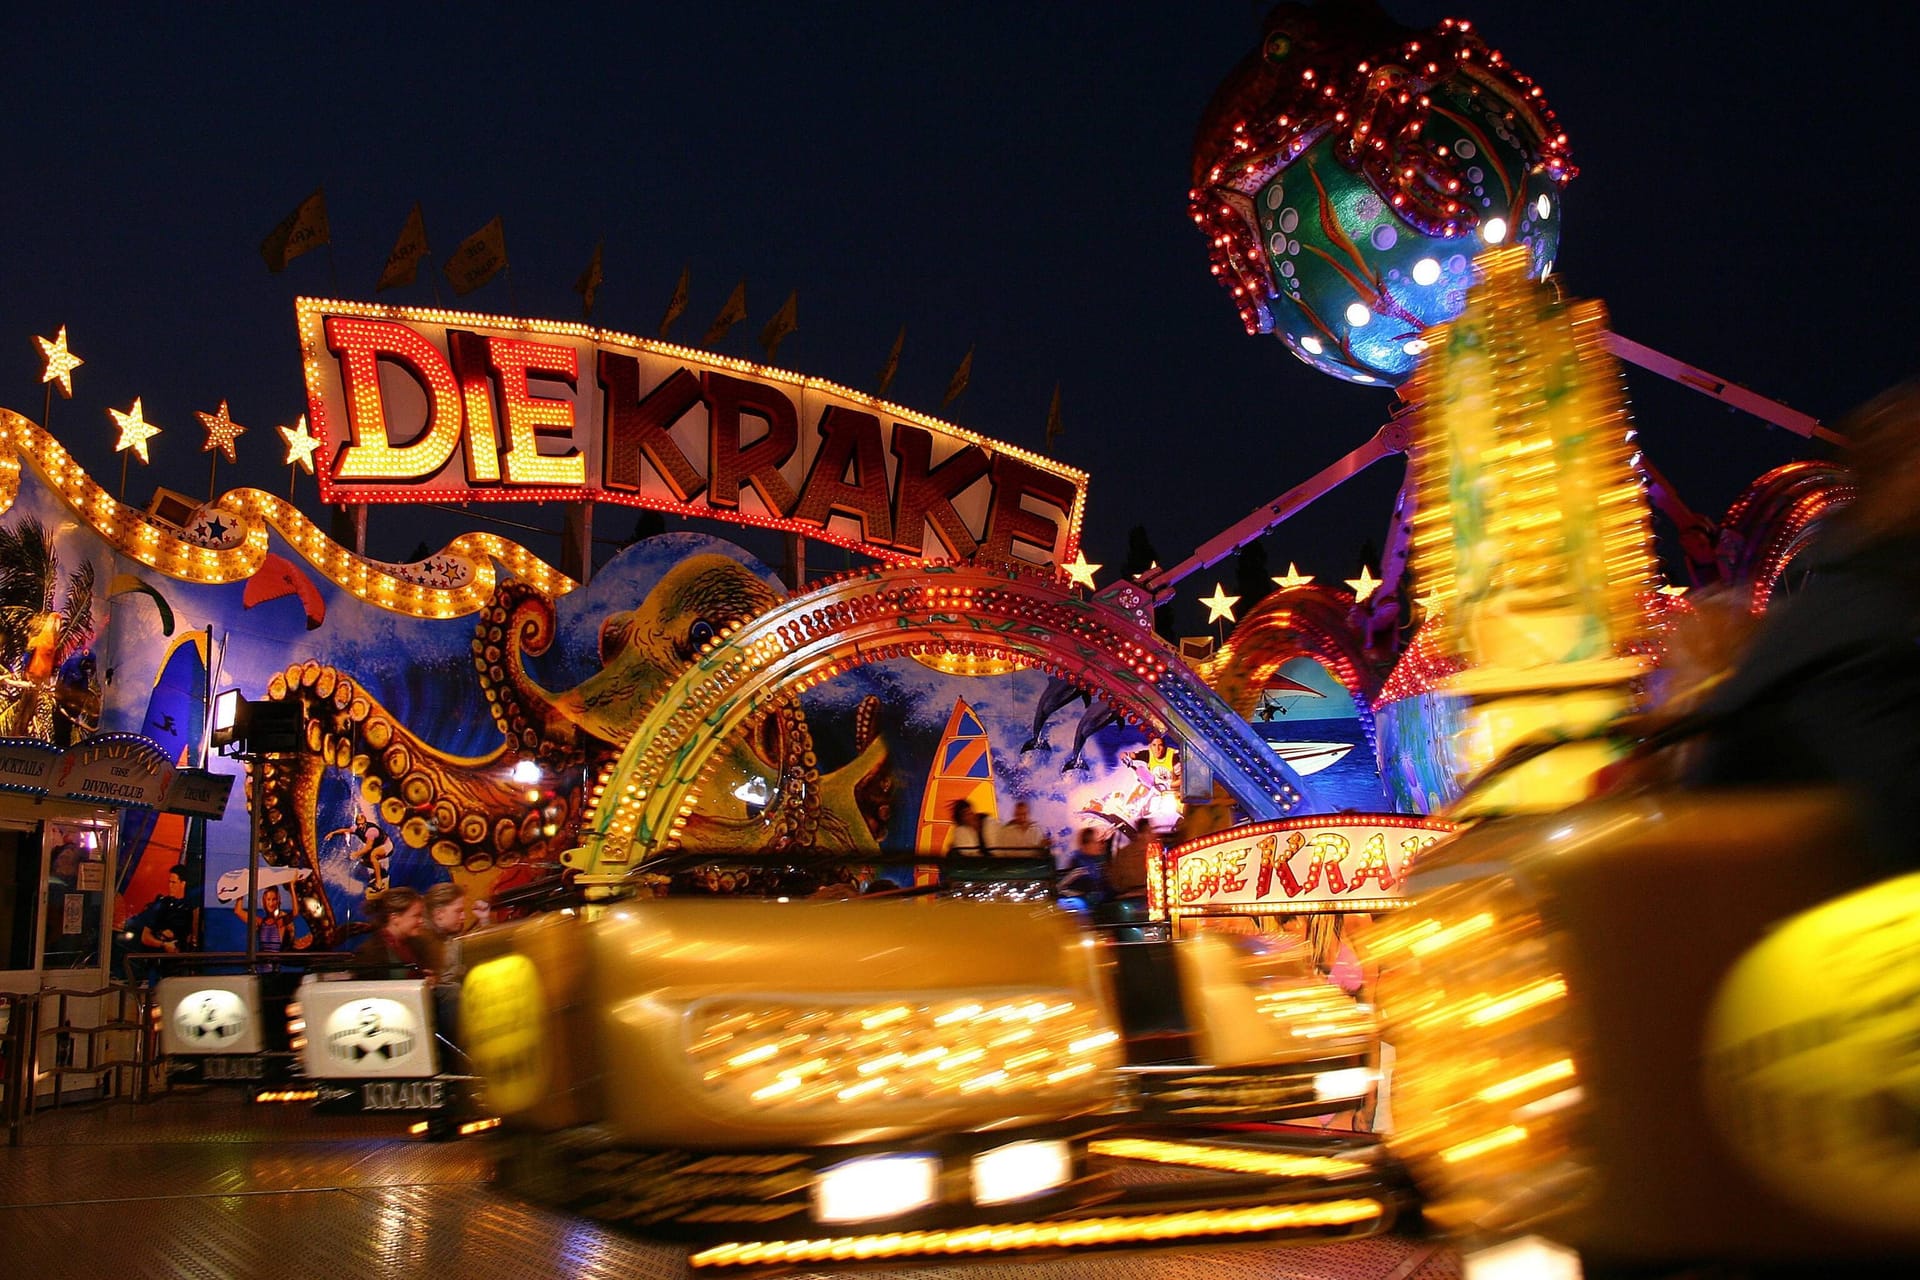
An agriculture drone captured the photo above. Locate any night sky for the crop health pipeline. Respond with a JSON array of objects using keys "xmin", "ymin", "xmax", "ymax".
[{"xmin": 5, "ymin": 2, "xmax": 1915, "ymax": 632}]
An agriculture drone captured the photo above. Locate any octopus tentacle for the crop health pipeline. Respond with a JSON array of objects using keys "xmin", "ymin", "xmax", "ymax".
[
  {"xmin": 474, "ymin": 581, "xmax": 576, "ymax": 761},
  {"xmin": 255, "ymin": 659, "xmax": 582, "ymax": 903},
  {"xmin": 253, "ymin": 561, "xmax": 897, "ymax": 913}
]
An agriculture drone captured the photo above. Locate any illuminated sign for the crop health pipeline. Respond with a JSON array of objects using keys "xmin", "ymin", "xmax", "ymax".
[
  {"xmin": 172, "ymin": 989, "xmax": 251, "ymax": 1050},
  {"xmin": 299, "ymin": 979, "xmax": 440, "ymax": 1078},
  {"xmin": 323, "ymin": 998, "xmax": 420, "ymax": 1071},
  {"xmin": 47, "ymin": 733, "xmax": 173, "ymax": 807},
  {"xmin": 297, "ymin": 299, "xmax": 1088, "ymax": 568},
  {"xmin": 0, "ymin": 740, "xmax": 57, "ymax": 792},
  {"xmin": 1166, "ymin": 814, "xmax": 1455, "ymax": 914},
  {"xmin": 157, "ymin": 976, "xmax": 265, "ymax": 1056}
]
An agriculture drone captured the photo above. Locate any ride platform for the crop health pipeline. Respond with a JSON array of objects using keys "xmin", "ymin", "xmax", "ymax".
[{"xmin": 0, "ymin": 1092, "xmax": 1460, "ymax": 1279}]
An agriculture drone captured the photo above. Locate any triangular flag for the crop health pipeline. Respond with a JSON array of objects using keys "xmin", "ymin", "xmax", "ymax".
[
  {"xmin": 877, "ymin": 326, "xmax": 905, "ymax": 397},
  {"xmin": 659, "ymin": 264, "xmax": 691, "ymax": 340},
  {"xmin": 700, "ymin": 280, "xmax": 748, "ymax": 347},
  {"xmin": 376, "ymin": 203, "xmax": 431, "ymax": 292},
  {"xmin": 759, "ymin": 290, "xmax": 799, "ymax": 362},
  {"xmin": 574, "ymin": 241, "xmax": 605, "ymax": 318},
  {"xmin": 443, "ymin": 217, "xmax": 508, "ymax": 296},
  {"xmin": 1044, "ymin": 383, "xmax": 1064, "ymax": 454},
  {"xmin": 941, "ymin": 345, "xmax": 974, "ymax": 410},
  {"xmin": 260, "ymin": 188, "xmax": 329, "ymax": 273}
]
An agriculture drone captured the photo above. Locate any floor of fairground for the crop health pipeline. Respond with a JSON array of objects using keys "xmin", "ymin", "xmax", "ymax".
[{"xmin": 0, "ymin": 1090, "xmax": 1460, "ymax": 1280}]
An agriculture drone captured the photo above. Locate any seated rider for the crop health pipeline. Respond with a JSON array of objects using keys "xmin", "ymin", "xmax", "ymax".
[
  {"xmin": 354, "ymin": 887, "xmax": 427, "ymax": 976},
  {"xmin": 1056, "ymin": 827, "xmax": 1111, "ymax": 909}
]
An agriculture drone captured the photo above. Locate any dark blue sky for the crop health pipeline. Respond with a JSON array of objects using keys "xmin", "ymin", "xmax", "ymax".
[{"xmin": 5, "ymin": 3, "xmax": 1914, "ymax": 630}]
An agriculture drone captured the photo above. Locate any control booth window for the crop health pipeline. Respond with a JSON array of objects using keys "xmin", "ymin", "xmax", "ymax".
[{"xmin": 42, "ymin": 822, "xmax": 108, "ymax": 970}]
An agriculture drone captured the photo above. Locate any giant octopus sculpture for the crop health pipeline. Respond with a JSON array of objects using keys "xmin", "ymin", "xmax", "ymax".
[{"xmin": 253, "ymin": 554, "xmax": 891, "ymax": 936}]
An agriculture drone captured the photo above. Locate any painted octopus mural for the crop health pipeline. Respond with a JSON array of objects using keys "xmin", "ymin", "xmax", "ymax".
[{"xmin": 252, "ymin": 554, "xmax": 892, "ymax": 939}]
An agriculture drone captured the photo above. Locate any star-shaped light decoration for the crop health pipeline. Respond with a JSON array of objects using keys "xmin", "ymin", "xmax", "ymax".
[
  {"xmin": 1656, "ymin": 584, "xmax": 1689, "ymax": 597},
  {"xmin": 1200, "ymin": 583, "xmax": 1241, "ymax": 624},
  {"xmin": 1413, "ymin": 590, "xmax": 1445, "ymax": 613},
  {"xmin": 197, "ymin": 400, "xmax": 247, "ymax": 463},
  {"xmin": 109, "ymin": 398, "xmax": 162, "ymax": 463},
  {"xmin": 34, "ymin": 326, "xmax": 84, "ymax": 398},
  {"xmin": 1272, "ymin": 562, "xmax": 1315, "ymax": 590},
  {"xmin": 278, "ymin": 414, "xmax": 322, "ymax": 474},
  {"xmin": 1346, "ymin": 565, "xmax": 1381, "ymax": 602},
  {"xmin": 1062, "ymin": 549, "xmax": 1101, "ymax": 590}
]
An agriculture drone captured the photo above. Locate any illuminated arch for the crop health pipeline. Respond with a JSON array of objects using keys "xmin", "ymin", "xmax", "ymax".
[
  {"xmin": 1202, "ymin": 585, "xmax": 1382, "ymax": 747},
  {"xmin": 0, "ymin": 407, "xmax": 573, "ymax": 619},
  {"xmin": 1718, "ymin": 461, "xmax": 1854, "ymax": 613},
  {"xmin": 570, "ymin": 562, "xmax": 1317, "ymax": 872}
]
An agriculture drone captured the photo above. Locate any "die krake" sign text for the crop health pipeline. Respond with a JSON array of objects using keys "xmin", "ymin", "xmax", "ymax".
[{"xmin": 297, "ymin": 300, "xmax": 1088, "ymax": 567}]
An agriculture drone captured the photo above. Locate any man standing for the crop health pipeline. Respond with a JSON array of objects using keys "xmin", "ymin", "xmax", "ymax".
[
  {"xmin": 991, "ymin": 801, "xmax": 1050, "ymax": 860},
  {"xmin": 121, "ymin": 864, "xmax": 200, "ymax": 980},
  {"xmin": 134, "ymin": 865, "xmax": 200, "ymax": 955}
]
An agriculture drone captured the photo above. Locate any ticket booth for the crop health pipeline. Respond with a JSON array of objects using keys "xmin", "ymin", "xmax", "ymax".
[
  {"xmin": 0, "ymin": 734, "xmax": 226, "ymax": 997},
  {"xmin": 0, "ymin": 804, "xmax": 118, "ymax": 993}
]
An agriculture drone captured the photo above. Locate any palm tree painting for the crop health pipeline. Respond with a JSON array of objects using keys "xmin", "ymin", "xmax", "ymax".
[{"xmin": 0, "ymin": 516, "xmax": 97, "ymax": 742}]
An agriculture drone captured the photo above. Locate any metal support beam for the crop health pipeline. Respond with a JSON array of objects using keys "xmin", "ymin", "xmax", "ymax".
[
  {"xmin": 1144, "ymin": 329, "xmax": 1829, "ymax": 608},
  {"xmin": 1603, "ymin": 330, "xmax": 1842, "ymax": 445},
  {"xmin": 1139, "ymin": 420, "xmax": 1409, "ymax": 601}
]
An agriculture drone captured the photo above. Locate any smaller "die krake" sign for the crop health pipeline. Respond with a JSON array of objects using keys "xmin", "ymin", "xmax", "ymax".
[{"xmin": 1165, "ymin": 814, "xmax": 1455, "ymax": 915}]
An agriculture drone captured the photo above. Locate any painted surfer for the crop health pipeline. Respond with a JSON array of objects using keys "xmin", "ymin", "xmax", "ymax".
[{"xmin": 325, "ymin": 807, "xmax": 394, "ymax": 895}]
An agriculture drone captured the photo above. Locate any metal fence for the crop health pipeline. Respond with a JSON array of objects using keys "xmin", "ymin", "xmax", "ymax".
[{"xmin": 2, "ymin": 979, "xmax": 157, "ymax": 1146}]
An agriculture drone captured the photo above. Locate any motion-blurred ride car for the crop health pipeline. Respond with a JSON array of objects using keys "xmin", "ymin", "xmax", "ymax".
[{"xmin": 456, "ymin": 853, "xmax": 1399, "ymax": 1268}]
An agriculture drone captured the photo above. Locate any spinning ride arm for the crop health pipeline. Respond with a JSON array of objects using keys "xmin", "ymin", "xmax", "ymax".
[
  {"xmin": 1601, "ymin": 331, "xmax": 1842, "ymax": 446},
  {"xmin": 1139, "ymin": 421, "xmax": 1411, "ymax": 601},
  {"xmin": 1143, "ymin": 332, "xmax": 1829, "ymax": 606}
]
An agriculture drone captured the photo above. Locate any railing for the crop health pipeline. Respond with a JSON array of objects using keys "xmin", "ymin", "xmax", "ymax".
[
  {"xmin": 556, "ymin": 849, "xmax": 1061, "ymax": 908},
  {"xmin": 127, "ymin": 949, "xmax": 366, "ymax": 981},
  {"xmin": 0, "ymin": 978, "xmax": 157, "ymax": 1143}
]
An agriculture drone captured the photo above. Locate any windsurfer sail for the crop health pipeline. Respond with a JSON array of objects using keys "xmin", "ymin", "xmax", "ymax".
[{"xmin": 1256, "ymin": 673, "xmax": 1325, "ymax": 721}]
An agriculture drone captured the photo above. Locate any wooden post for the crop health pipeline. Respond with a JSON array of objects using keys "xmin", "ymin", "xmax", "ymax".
[
  {"xmin": 562, "ymin": 501, "xmax": 594, "ymax": 584},
  {"xmin": 330, "ymin": 503, "xmax": 368, "ymax": 557},
  {"xmin": 783, "ymin": 533, "xmax": 807, "ymax": 592}
]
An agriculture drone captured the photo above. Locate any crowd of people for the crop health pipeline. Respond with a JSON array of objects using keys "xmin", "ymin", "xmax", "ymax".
[
  {"xmin": 941, "ymin": 799, "xmax": 1051, "ymax": 857},
  {"xmin": 936, "ymin": 798, "xmax": 1158, "ymax": 915}
]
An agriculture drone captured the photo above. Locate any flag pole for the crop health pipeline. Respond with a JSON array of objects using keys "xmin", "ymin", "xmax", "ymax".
[
  {"xmin": 41, "ymin": 384, "xmax": 53, "ymax": 437},
  {"xmin": 119, "ymin": 454, "xmax": 129, "ymax": 503},
  {"xmin": 209, "ymin": 454, "xmax": 219, "ymax": 502}
]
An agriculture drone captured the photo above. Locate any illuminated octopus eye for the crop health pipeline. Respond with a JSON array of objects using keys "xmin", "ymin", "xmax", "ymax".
[
  {"xmin": 687, "ymin": 619, "xmax": 717, "ymax": 651},
  {"xmin": 1264, "ymin": 32, "xmax": 1293, "ymax": 62}
]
